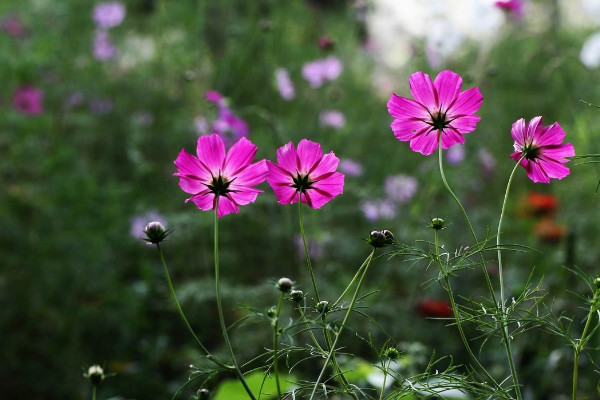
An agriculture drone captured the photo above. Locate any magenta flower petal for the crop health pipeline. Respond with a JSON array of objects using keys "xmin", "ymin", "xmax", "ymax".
[
  {"xmin": 388, "ymin": 70, "xmax": 483, "ymax": 155},
  {"xmin": 267, "ymin": 140, "xmax": 344, "ymax": 209},
  {"xmin": 174, "ymin": 134, "xmax": 267, "ymax": 217},
  {"xmin": 510, "ymin": 117, "xmax": 575, "ymax": 183}
]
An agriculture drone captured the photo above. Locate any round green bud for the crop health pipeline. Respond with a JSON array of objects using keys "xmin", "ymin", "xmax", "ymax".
[
  {"xmin": 277, "ymin": 277, "xmax": 294, "ymax": 293},
  {"xmin": 316, "ymin": 300, "xmax": 329, "ymax": 314},
  {"xmin": 289, "ymin": 290, "xmax": 304, "ymax": 303},
  {"xmin": 197, "ymin": 388, "xmax": 210, "ymax": 400},
  {"xmin": 368, "ymin": 230, "xmax": 394, "ymax": 248},
  {"xmin": 266, "ymin": 307, "xmax": 276, "ymax": 318},
  {"xmin": 594, "ymin": 277, "xmax": 600, "ymax": 290},
  {"xmin": 429, "ymin": 218, "xmax": 445, "ymax": 231},
  {"xmin": 383, "ymin": 347, "xmax": 400, "ymax": 361},
  {"xmin": 144, "ymin": 221, "xmax": 167, "ymax": 244}
]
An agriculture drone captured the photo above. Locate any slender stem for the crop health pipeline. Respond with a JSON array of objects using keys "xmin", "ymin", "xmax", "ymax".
[
  {"xmin": 155, "ymin": 243, "xmax": 232, "ymax": 370},
  {"xmin": 332, "ymin": 257, "xmax": 369, "ymax": 308},
  {"xmin": 437, "ymin": 141, "xmax": 501, "ymax": 390},
  {"xmin": 379, "ymin": 358, "xmax": 391, "ymax": 400},
  {"xmin": 437, "ymin": 138, "xmax": 498, "ymax": 305},
  {"xmin": 273, "ymin": 292, "xmax": 284, "ymax": 400},
  {"xmin": 433, "ymin": 231, "xmax": 500, "ymax": 390},
  {"xmin": 309, "ymin": 250, "xmax": 376, "ymax": 400},
  {"xmin": 298, "ymin": 196, "xmax": 320, "ymax": 302},
  {"xmin": 572, "ymin": 292, "xmax": 599, "ymax": 400},
  {"xmin": 92, "ymin": 386, "xmax": 96, "ymax": 400},
  {"xmin": 321, "ymin": 315, "xmax": 359, "ymax": 400},
  {"xmin": 213, "ymin": 200, "xmax": 257, "ymax": 400},
  {"xmin": 496, "ymin": 157, "xmax": 525, "ymax": 400}
]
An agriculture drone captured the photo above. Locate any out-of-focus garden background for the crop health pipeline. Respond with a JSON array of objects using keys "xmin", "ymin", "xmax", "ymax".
[{"xmin": 2, "ymin": 0, "xmax": 600, "ymax": 398}]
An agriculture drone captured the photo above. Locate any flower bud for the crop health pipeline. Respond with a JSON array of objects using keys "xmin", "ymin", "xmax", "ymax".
[
  {"xmin": 429, "ymin": 218, "xmax": 445, "ymax": 231},
  {"xmin": 197, "ymin": 388, "xmax": 210, "ymax": 400},
  {"xmin": 289, "ymin": 290, "xmax": 304, "ymax": 303},
  {"xmin": 316, "ymin": 300, "xmax": 329, "ymax": 314},
  {"xmin": 84, "ymin": 365, "xmax": 105, "ymax": 386},
  {"xmin": 276, "ymin": 277, "xmax": 294, "ymax": 293},
  {"xmin": 266, "ymin": 307, "xmax": 276, "ymax": 318},
  {"xmin": 368, "ymin": 230, "xmax": 395, "ymax": 248},
  {"xmin": 383, "ymin": 347, "xmax": 400, "ymax": 361},
  {"xmin": 594, "ymin": 277, "xmax": 600, "ymax": 290},
  {"xmin": 144, "ymin": 221, "xmax": 168, "ymax": 244}
]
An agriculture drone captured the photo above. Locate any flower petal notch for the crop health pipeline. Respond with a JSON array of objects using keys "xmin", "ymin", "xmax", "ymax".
[
  {"xmin": 267, "ymin": 139, "xmax": 344, "ymax": 209},
  {"xmin": 174, "ymin": 134, "xmax": 268, "ymax": 217},
  {"xmin": 510, "ymin": 117, "xmax": 575, "ymax": 183},
  {"xmin": 387, "ymin": 70, "xmax": 483, "ymax": 156}
]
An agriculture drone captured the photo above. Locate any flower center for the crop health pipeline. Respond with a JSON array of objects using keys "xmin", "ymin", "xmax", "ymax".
[
  {"xmin": 291, "ymin": 173, "xmax": 313, "ymax": 193},
  {"xmin": 521, "ymin": 143, "xmax": 540, "ymax": 160},
  {"xmin": 208, "ymin": 175, "xmax": 232, "ymax": 196},
  {"xmin": 429, "ymin": 110, "xmax": 449, "ymax": 131}
]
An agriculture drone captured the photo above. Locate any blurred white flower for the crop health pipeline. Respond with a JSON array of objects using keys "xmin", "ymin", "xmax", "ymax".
[
  {"xmin": 580, "ymin": 31, "xmax": 600, "ymax": 69},
  {"xmin": 119, "ymin": 34, "xmax": 156, "ymax": 70}
]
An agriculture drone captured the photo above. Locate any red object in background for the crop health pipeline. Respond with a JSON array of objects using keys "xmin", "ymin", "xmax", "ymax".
[
  {"xmin": 534, "ymin": 218, "xmax": 566, "ymax": 243},
  {"xmin": 526, "ymin": 193, "xmax": 558, "ymax": 217},
  {"xmin": 416, "ymin": 298, "xmax": 453, "ymax": 318},
  {"xmin": 318, "ymin": 35, "xmax": 335, "ymax": 50}
]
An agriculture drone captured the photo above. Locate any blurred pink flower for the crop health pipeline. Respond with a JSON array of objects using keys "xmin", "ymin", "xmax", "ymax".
[
  {"xmin": 194, "ymin": 116, "xmax": 209, "ymax": 135},
  {"xmin": 510, "ymin": 117, "xmax": 575, "ymax": 183},
  {"xmin": 478, "ymin": 148, "xmax": 496, "ymax": 175},
  {"xmin": 495, "ymin": 0, "xmax": 524, "ymax": 19},
  {"xmin": 446, "ymin": 145, "xmax": 465, "ymax": 164},
  {"xmin": 93, "ymin": 29, "xmax": 117, "ymax": 60},
  {"xmin": 267, "ymin": 139, "xmax": 344, "ymax": 209},
  {"xmin": 319, "ymin": 110, "xmax": 346, "ymax": 129},
  {"xmin": 338, "ymin": 158, "xmax": 363, "ymax": 177},
  {"xmin": 361, "ymin": 199, "xmax": 396, "ymax": 222},
  {"xmin": 206, "ymin": 90, "xmax": 226, "ymax": 108},
  {"xmin": 302, "ymin": 56, "xmax": 343, "ymax": 88},
  {"xmin": 204, "ymin": 90, "xmax": 249, "ymax": 146},
  {"xmin": 13, "ymin": 85, "xmax": 44, "ymax": 115},
  {"xmin": 1, "ymin": 16, "xmax": 24, "ymax": 38},
  {"xmin": 92, "ymin": 2, "xmax": 126, "ymax": 29},
  {"xmin": 274, "ymin": 68, "xmax": 295, "ymax": 100},
  {"xmin": 385, "ymin": 174, "xmax": 417, "ymax": 204},
  {"xmin": 387, "ymin": 70, "xmax": 483, "ymax": 155},
  {"xmin": 174, "ymin": 134, "xmax": 268, "ymax": 218}
]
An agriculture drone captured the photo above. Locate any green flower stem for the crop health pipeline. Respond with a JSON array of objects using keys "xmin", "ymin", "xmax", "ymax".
[
  {"xmin": 496, "ymin": 157, "xmax": 526, "ymax": 400},
  {"xmin": 436, "ymin": 141, "xmax": 501, "ymax": 391},
  {"xmin": 433, "ymin": 230, "xmax": 500, "ymax": 390},
  {"xmin": 309, "ymin": 249, "xmax": 376, "ymax": 400},
  {"xmin": 213, "ymin": 202, "xmax": 257, "ymax": 400},
  {"xmin": 332, "ymin": 256, "xmax": 369, "ymax": 308},
  {"xmin": 155, "ymin": 243, "xmax": 232, "ymax": 370},
  {"xmin": 379, "ymin": 358, "xmax": 391, "ymax": 400},
  {"xmin": 321, "ymin": 315, "xmax": 359, "ymax": 400},
  {"xmin": 571, "ymin": 291, "xmax": 599, "ymax": 400},
  {"xmin": 273, "ymin": 292, "xmax": 284, "ymax": 400},
  {"xmin": 91, "ymin": 386, "xmax": 96, "ymax": 400},
  {"xmin": 437, "ymin": 138, "xmax": 498, "ymax": 304},
  {"xmin": 299, "ymin": 198, "xmax": 320, "ymax": 302}
]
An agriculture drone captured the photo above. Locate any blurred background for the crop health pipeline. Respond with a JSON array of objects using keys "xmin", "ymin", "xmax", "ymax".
[{"xmin": 2, "ymin": 0, "xmax": 600, "ymax": 398}]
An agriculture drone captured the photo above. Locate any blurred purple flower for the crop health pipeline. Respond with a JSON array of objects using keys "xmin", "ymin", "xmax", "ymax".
[
  {"xmin": 302, "ymin": 56, "xmax": 343, "ymax": 88},
  {"xmin": 295, "ymin": 234, "xmax": 323, "ymax": 260},
  {"xmin": 319, "ymin": 110, "xmax": 346, "ymax": 129},
  {"xmin": 361, "ymin": 199, "xmax": 397, "ymax": 222},
  {"xmin": 130, "ymin": 210, "xmax": 166, "ymax": 240},
  {"xmin": 385, "ymin": 174, "xmax": 417, "ymax": 204},
  {"xmin": 194, "ymin": 116, "xmax": 209, "ymax": 135},
  {"xmin": 274, "ymin": 68, "xmax": 295, "ymax": 100},
  {"xmin": 478, "ymin": 148, "xmax": 496, "ymax": 175},
  {"xmin": 93, "ymin": 29, "xmax": 117, "ymax": 61},
  {"xmin": 339, "ymin": 158, "xmax": 363, "ymax": 177},
  {"xmin": 495, "ymin": 0, "xmax": 524, "ymax": 19},
  {"xmin": 92, "ymin": 2, "xmax": 126, "ymax": 29},
  {"xmin": 89, "ymin": 98, "xmax": 113, "ymax": 114},
  {"xmin": 206, "ymin": 90, "xmax": 226, "ymax": 108},
  {"xmin": 446, "ymin": 145, "xmax": 465, "ymax": 164},
  {"xmin": 212, "ymin": 108, "xmax": 249, "ymax": 147},
  {"xmin": 132, "ymin": 111, "xmax": 154, "ymax": 127},
  {"xmin": 65, "ymin": 92, "xmax": 85, "ymax": 108},
  {"xmin": 1, "ymin": 16, "xmax": 24, "ymax": 38},
  {"xmin": 13, "ymin": 85, "xmax": 44, "ymax": 115}
]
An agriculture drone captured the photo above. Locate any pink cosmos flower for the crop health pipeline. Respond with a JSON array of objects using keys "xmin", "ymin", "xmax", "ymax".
[
  {"xmin": 206, "ymin": 90, "xmax": 226, "ymax": 108},
  {"xmin": 174, "ymin": 134, "xmax": 268, "ymax": 218},
  {"xmin": 387, "ymin": 70, "xmax": 483, "ymax": 156},
  {"xmin": 267, "ymin": 139, "xmax": 344, "ymax": 209},
  {"xmin": 495, "ymin": 0, "xmax": 524, "ymax": 19},
  {"xmin": 319, "ymin": 110, "xmax": 346, "ymax": 129},
  {"xmin": 13, "ymin": 85, "xmax": 44, "ymax": 115},
  {"xmin": 92, "ymin": 2, "xmax": 126, "ymax": 29},
  {"xmin": 510, "ymin": 117, "xmax": 575, "ymax": 184},
  {"xmin": 275, "ymin": 68, "xmax": 295, "ymax": 100}
]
